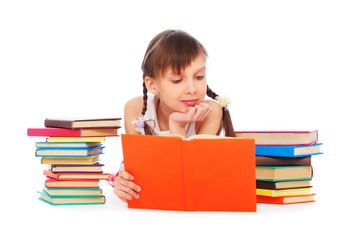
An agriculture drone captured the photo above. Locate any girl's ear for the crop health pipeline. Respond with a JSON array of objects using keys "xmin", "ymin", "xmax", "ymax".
[{"xmin": 144, "ymin": 76, "xmax": 159, "ymax": 95}]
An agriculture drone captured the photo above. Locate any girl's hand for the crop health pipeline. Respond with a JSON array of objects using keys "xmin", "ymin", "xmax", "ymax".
[
  {"xmin": 169, "ymin": 102, "xmax": 212, "ymax": 135},
  {"xmin": 113, "ymin": 170, "xmax": 141, "ymax": 202}
]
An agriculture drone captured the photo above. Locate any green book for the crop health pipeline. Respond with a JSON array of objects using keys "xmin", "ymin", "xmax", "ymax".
[{"xmin": 38, "ymin": 190, "xmax": 106, "ymax": 205}]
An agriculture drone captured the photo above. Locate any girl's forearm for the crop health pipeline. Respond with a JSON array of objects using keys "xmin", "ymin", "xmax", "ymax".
[{"xmin": 169, "ymin": 119, "xmax": 187, "ymax": 138}]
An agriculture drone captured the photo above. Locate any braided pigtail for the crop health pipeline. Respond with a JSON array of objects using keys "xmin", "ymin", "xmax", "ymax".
[
  {"xmin": 141, "ymin": 82, "xmax": 155, "ymax": 135},
  {"xmin": 206, "ymin": 85, "xmax": 218, "ymax": 100},
  {"xmin": 141, "ymin": 82, "xmax": 148, "ymax": 116},
  {"xmin": 206, "ymin": 85, "xmax": 236, "ymax": 137}
]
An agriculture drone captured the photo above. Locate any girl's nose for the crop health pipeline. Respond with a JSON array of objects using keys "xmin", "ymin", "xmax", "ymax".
[{"xmin": 185, "ymin": 79, "xmax": 196, "ymax": 94}]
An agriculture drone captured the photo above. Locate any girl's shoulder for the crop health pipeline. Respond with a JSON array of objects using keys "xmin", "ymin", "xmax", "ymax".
[
  {"xmin": 124, "ymin": 96, "xmax": 144, "ymax": 134},
  {"xmin": 124, "ymin": 96, "xmax": 144, "ymax": 112},
  {"xmin": 204, "ymin": 99, "xmax": 222, "ymax": 115}
]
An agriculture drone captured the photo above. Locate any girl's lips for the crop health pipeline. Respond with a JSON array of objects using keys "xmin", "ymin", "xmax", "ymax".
[{"xmin": 181, "ymin": 99, "xmax": 198, "ymax": 106}]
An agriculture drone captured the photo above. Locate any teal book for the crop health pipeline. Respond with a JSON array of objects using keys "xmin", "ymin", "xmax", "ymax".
[
  {"xmin": 38, "ymin": 190, "xmax": 106, "ymax": 205},
  {"xmin": 255, "ymin": 143, "xmax": 322, "ymax": 157},
  {"xmin": 256, "ymin": 178, "xmax": 312, "ymax": 182},
  {"xmin": 43, "ymin": 187, "xmax": 103, "ymax": 197}
]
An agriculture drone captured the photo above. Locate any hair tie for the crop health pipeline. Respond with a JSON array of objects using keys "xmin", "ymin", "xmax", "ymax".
[
  {"xmin": 131, "ymin": 114, "xmax": 146, "ymax": 133},
  {"xmin": 217, "ymin": 97, "xmax": 231, "ymax": 108}
]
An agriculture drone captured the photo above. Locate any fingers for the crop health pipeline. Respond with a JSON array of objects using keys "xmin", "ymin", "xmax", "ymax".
[
  {"xmin": 118, "ymin": 170, "xmax": 134, "ymax": 181},
  {"xmin": 113, "ymin": 187, "xmax": 134, "ymax": 202},
  {"xmin": 186, "ymin": 102, "xmax": 212, "ymax": 122},
  {"xmin": 118, "ymin": 173, "xmax": 142, "ymax": 193},
  {"xmin": 168, "ymin": 102, "xmax": 212, "ymax": 127},
  {"xmin": 193, "ymin": 102, "xmax": 212, "ymax": 121},
  {"xmin": 113, "ymin": 170, "xmax": 141, "ymax": 202}
]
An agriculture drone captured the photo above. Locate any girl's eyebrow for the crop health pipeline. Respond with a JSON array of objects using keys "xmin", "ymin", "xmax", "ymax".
[
  {"xmin": 192, "ymin": 67, "xmax": 206, "ymax": 75},
  {"xmin": 188, "ymin": 66, "xmax": 206, "ymax": 75},
  {"xmin": 166, "ymin": 72, "xmax": 182, "ymax": 78},
  {"xmin": 166, "ymin": 66, "xmax": 206, "ymax": 77},
  {"xmin": 195, "ymin": 67, "xmax": 206, "ymax": 72}
]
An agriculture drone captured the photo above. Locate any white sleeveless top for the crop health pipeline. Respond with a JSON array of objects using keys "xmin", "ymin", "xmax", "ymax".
[{"xmin": 139, "ymin": 94, "xmax": 196, "ymax": 137}]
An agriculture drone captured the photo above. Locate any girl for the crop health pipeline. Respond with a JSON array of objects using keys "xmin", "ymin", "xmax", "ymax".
[{"xmin": 112, "ymin": 29, "xmax": 235, "ymax": 202}]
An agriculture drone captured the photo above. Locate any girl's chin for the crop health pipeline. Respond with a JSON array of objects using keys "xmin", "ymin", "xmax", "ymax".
[
  {"xmin": 171, "ymin": 103, "xmax": 199, "ymax": 113},
  {"xmin": 176, "ymin": 106, "xmax": 192, "ymax": 113}
]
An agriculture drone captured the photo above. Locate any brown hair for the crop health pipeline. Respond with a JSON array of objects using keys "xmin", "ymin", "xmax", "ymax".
[{"xmin": 141, "ymin": 29, "xmax": 235, "ymax": 137}]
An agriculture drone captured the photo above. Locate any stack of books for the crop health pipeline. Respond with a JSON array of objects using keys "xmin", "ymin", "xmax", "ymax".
[
  {"xmin": 235, "ymin": 130, "xmax": 322, "ymax": 205},
  {"xmin": 28, "ymin": 117, "xmax": 121, "ymax": 205}
]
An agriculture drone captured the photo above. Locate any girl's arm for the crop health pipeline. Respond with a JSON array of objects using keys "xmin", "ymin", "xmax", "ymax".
[{"xmin": 113, "ymin": 96, "xmax": 143, "ymax": 202}]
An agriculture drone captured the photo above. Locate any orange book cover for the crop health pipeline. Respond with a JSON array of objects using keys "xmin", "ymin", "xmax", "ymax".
[{"xmin": 121, "ymin": 134, "xmax": 256, "ymax": 212}]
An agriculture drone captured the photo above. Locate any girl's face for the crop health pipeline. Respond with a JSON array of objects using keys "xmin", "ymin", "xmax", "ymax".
[{"xmin": 155, "ymin": 54, "xmax": 207, "ymax": 114}]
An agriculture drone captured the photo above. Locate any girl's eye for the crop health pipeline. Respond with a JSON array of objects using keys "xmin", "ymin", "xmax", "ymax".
[
  {"xmin": 196, "ymin": 75, "xmax": 205, "ymax": 80},
  {"xmin": 172, "ymin": 79, "xmax": 182, "ymax": 84}
]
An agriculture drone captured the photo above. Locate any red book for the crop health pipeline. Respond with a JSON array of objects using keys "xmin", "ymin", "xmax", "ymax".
[
  {"xmin": 43, "ymin": 170, "xmax": 110, "ymax": 180},
  {"xmin": 27, "ymin": 127, "xmax": 118, "ymax": 137},
  {"xmin": 45, "ymin": 177, "xmax": 100, "ymax": 188},
  {"xmin": 257, "ymin": 194, "xmax": 316, "ymax": 204}
]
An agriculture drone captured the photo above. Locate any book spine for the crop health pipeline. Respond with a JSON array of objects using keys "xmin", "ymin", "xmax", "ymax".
[
  {"xmin": 256, "ymin": 181, "xmax": 277, "ymax": 189},
  {"xmin": 45, "ymin": 119, "xmax": 75, "ymax": 129},
  {"xmin": 28, "ymin": 128, "xmax": 81, "ymax": 137},
  {"xmin": 256, "ymin": 188, "xmax": 276, "ymax": 197},
  {"xmin": 43, "ymin": 170, "xmax": 59, "ymax": 179},
  {"xmin": 36, "ymin": 145, "xmax": 103, "ymax": 150},
  {"xmin": 58, "ymin": 176, "xmax": 109, "ymax": 180},
  {"xmin": 256, "ymin": 178, "xmax": 312, "ymax": 182},
  {"xmin": 51, "ymin": 171, "xmax": 104, "ymax": 173},
  {"xmin": 256, "ymin": 195, "xmax": 284, "ymax": 204},
  {"xmin": 256, "ymin": 156, "xmax": 311, "ymax": 166},
  {"xmin": 36, "ymin": 153, "xmax": 103, "ymax": 157},
  {"xmin": 255, "ymin": 145, "xmax": 295, "ymax": 157}
]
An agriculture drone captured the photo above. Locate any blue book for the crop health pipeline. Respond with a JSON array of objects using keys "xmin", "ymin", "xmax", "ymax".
[
  {"xmin": 36, "ymin": 142, "xmax": 102, "ymax": 148},
  {"xmin": 35, "ymin": 146, "xmax": 104, "ymax": 157},
  {"xmin": 50, "ymin": 162, "xmax": 104, "ymax": 173},
  {"xmin": 35, "ymin": 144, "xmax": 103, "ymax": 150},
  {"xmin": 255, "ymin": 143, "xmax": 322, "ymax": 157}
]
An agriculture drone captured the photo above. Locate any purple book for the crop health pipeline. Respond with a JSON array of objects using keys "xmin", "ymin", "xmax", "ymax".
[{"xmin": 50, "ymin": 162, "xmax": 104, "ymax": 173}]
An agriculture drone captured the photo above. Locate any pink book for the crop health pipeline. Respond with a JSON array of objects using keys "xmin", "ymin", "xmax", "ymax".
[
  {"xmin": 45, "ymin": 177, "xmax": 100, "ymax": 188},
  {"xmin": 27, "ymin": 127, "xmax": 118, "ymax": 137},
  {"xmin": 45, "ymin": 178, "xmax": 99, "ymax": 182}
]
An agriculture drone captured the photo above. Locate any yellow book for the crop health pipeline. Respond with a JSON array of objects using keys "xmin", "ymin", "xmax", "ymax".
[{"xmin": 256, "ymin": 188, "xmax": 313, "ymax": 197}]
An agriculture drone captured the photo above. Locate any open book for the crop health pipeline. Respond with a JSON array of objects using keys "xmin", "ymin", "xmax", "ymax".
[{"xmin": 121, "ymin": 134, "xmax": 256, "ymax": 212}]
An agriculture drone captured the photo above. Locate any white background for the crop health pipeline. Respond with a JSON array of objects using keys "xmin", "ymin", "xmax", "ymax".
[{"xmin": 1, "ymin": 0, "xmax": 360, "ymax": 239}]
